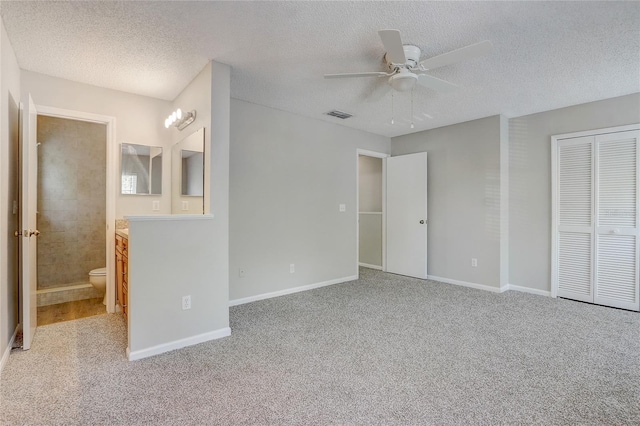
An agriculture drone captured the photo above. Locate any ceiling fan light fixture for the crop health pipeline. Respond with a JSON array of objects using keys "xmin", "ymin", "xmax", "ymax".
[{"xmin": 389, "ymin": 72, "xmax": 418, "ymax": 92}]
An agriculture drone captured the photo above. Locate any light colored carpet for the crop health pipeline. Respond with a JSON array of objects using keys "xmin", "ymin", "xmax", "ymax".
[{"xmin": 1, "ymin": 267, "xmax": 639, "ymax": 425}]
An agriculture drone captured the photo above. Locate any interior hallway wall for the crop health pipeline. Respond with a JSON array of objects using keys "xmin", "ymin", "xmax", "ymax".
[
  {"xmin": 230, "ymin": 99, "xmax": 390, "ymax": 302},
  {"xmin": 36, "ymin": 116, "xmax": 106, "ymax": 289}
]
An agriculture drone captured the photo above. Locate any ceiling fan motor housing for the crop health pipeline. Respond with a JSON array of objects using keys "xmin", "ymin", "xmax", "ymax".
[{"xmin": 386, "ymin": 44, "xmax": 422, "ymax": 68}]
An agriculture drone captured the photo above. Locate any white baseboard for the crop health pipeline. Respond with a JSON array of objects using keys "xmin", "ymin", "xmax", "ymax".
[
  {"xmin": 427, "ymin": 275, "xmax": 506, "ymax": 293},
  {"xmin": 127, "ymin": 327, "xmax": 231, "ymax": 361},
  {"xmin": 229, "ymin": 275, "xmax": 358, "ymax": 307},
  {"xmin": 359, "ymin": 263, "xmax": 382, "ymax": 270},
  {"xmin": 505, "ymin": 284, "xmax": 551, "ymax": 297},
  {"xmin": 0, "ymin": 326, "xmax": 19, "ymax": 378}
]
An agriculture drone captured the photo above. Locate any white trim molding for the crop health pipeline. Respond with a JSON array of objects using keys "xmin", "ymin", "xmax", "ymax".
[
  {"xmin": 359, "ymin": 263, "xmax": 383, "ymax": 270},
  {"xmin": 127, "ymin": 327, "xmax": 231, "ymax": 361},
  {"xmin": 0, "ymin": 326, "xmax": 19, "ymax": 377},
  {"xmin": 229, "ymin": 275, "xmax": 358, "ymax": 307},
  {"xmin": 506, "ymin": 284, "xmax": 551, "ymax": 297},
  {"xmin": 427, "ymin": 275, "xmax": 508, "ymax": 293}
]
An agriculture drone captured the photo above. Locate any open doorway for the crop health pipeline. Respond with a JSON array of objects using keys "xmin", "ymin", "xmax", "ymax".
[
  {"xmin": 356, "ymin": 149, "xmax": 388, "ymax": 275},
  {"xmin": 34, "ymin": 115, "xmax": 108, "ymax": 325},
  {"xmin": 19, "ymin": 102, "xmax": 117, "ymax": 343}
]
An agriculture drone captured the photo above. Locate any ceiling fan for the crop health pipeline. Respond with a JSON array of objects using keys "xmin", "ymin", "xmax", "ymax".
[{"xmin": 324, "ymin": 29, "xmax": 492, "ymax": 94}]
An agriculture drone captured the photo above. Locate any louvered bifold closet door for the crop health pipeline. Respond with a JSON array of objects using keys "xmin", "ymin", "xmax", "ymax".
[
  {"xmin": 557, "ymin": 136, "xmax": 594, "ymax": 303},
  {"xmin": 594, "ymin": 130, "xmax": 640, "ymax": 311}
]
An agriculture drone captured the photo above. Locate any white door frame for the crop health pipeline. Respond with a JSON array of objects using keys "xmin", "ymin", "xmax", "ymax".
[
  {"xmin": 551, "ymin": 123, "xmax": 640, "ymax": 299},
  {"xmin": 36, "ymin": 105, "xmax": 118, "ymax": 314},
  {"xmin": 356, "ymin": 149, "xmax": 389, "ymax": 278}
]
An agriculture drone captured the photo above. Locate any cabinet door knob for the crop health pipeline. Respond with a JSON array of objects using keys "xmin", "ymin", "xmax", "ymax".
[{"xmin": 419, "ymin": 220, "xmax": 425, "ymax": 224}]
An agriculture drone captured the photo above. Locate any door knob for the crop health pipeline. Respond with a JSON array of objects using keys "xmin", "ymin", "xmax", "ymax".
[
  {"xmin": 419, "ymin": 220, "xmax": 425, "ymax": 224},
  {"xmin": 14, "ymin": 230, "xmax": 22, "ymax": 237},
  {"xmin": 29, "ymin": 229, "xmax": 40, "ymax": 237}
]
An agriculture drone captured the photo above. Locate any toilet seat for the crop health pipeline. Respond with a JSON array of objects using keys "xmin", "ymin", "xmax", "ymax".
[{"xmin": 89, "ymin": 267, "xmax": 107, "ymax": 276}]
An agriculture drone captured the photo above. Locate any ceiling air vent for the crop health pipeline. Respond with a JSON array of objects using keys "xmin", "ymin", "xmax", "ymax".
[{"xmin": 325, "ymin": 110, "xmax": 353, "ymax": 119}]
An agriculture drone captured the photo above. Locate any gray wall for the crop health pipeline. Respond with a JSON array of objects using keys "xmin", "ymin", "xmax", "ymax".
[
  {"xmin": 230, "ymin": 99, "xmax": 390, "ymax": 301},
  {"xmin": 509, "ymin": 93, "xmax": 640, "ymax": 291},
  {"xmin": 392, "ymin": 116, "xmax": 503, "ymax": 288},
  {"xmin": 127, "ymin": 216, "xmax": 228, "ymax": 357},
  {"xmin": 36, "ymin": 116, "xmax": 106, "ymax": 289},
  {"xmin": 358, "ymin": 155, "xmax": 383, "ymax": 267},
  {"xmin": 0, "ymin": 20, "xmax": 21, "ymax": 368}
]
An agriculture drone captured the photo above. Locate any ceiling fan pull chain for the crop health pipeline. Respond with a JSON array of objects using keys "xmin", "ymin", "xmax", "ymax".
[
  {"xmin": 391, "ymin": 91, "xmax": 395, "ymax": 125},
  {"xmin": 410, "ymin": 90, "xmax": 415, "ymax": 129}
]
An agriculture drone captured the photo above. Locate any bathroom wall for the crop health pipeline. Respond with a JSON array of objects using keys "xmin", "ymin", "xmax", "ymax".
[
  {"xmin": 21, "ymin": 70, "xmax": 173, "ymax": 218},
  {"xmin": 36, "ymin": 116, "xmax": 106, "ymax": 288}
]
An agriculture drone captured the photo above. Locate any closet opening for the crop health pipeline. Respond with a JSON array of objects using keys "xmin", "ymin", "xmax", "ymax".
[{"xmin": 356, "ymin": 149, "xmax": 388, "ymax": 276}]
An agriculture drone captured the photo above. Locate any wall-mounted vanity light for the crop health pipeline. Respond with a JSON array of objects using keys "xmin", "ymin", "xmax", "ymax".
[{"xmin": 164, "ymin": 108, "xmax": 197, "ymax": 131}]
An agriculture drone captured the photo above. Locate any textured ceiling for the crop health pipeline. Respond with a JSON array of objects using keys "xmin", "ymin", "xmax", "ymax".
[{"xmin": 1, "ymin": 1, "xmax": 639, "ymax": 138}]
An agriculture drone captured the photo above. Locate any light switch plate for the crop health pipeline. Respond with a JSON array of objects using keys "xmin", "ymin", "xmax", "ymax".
[
  {"xmin": 182, "ymin": 201, "xmax": 189, "ymax": 211},
  {"xmin": 339, "ymin": 204, "xmax": 346, "ymax": 212},
  {"xmin": 152, "ymin": 200, "xmax": 160, "ymax": 211}
]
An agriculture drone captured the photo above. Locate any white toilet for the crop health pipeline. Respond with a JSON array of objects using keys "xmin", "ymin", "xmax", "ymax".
[{"xmin": 89, "ymin": 267, "xmax": 107, "ymax": 305}]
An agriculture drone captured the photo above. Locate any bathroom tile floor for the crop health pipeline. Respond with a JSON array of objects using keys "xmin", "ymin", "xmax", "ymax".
[{"xmin": 37, "ymin": 298, "xmax": 106, "ymax": 326}]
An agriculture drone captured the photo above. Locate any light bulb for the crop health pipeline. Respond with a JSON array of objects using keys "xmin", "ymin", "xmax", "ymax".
[
  {"xmin": 164, "ymin": 118, "xmax": 170, "ymax": 128},
  {"xmin": 176, "ymin": 109, "xmax": 182, "ymax": 120},
  {"xmin": 411, "ymin": 122, "xmax": 415, "ymax": 129},
  {"xmin": 171, "ymin": 112, "xmax": 177, "ymax": 123},
  {"xmin": 391, "ymin": 118, "xmax": 395, "ymax": 125}
]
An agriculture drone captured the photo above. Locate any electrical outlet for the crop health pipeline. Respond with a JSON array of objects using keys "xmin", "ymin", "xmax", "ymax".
[
  {"xmin": 471, "ymin": 258, "xmax": 478, "ymax": 267},
  {"xmin": 182, "ymin": 295, "xmax": 191, "ymax": 310},
  {"xmin": 182, "ymin": 200, "xmax": 189, "ymax": 211},
  {"xmin": 290, "ymin": 263, "xmax": 295, "ymax": 273},
  {"xmin": 339, "ymin": 204, "xmax": 346, "ymax": 212},
  {"xmin": 152, "ymin": 200, "xmax": 160, "ymax": 211},
  {"xmin": 239, "ymin": 268, "xmax": 245, "ymax": 278}
]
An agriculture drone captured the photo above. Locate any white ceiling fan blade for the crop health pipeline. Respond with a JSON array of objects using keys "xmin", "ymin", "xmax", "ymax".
[
  {"xmin": 324, "ymin": 72, "xmax": 390, "ymax": 79},
  {"xmin": 418, "ymin": 40, "xmax": 493, "ymax": 71},
  {"xmin": 378, "ymin": 29, "xmax": 406, "ymax": 64},
  {"xmin": 416, "ymin": 74, "xmax": 458, "ymax": 93}
]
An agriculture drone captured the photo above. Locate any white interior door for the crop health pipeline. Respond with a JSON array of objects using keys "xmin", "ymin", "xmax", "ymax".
[
  {"xmin": 594, "ymin": 130, "xmax": 639, "ymax": 311},
  {"xmin": 20, "ymin": 94, "xmax": 38, "ymax": 350},
  {"xmin": 386, "ymin": 152, "xmax": 428, "ymax": 279}
]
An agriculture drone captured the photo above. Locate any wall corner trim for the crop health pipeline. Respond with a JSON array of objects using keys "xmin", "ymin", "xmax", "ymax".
[
  {"xmin": 506, "ymin": 284, "xmax": 551, "ymax": 297},
  {"xmin": 127, "ymin": 327, "xmax": 231, "ymax": 361},
  {"xmin": 229, "ymin": 275, "xmax": 358, "ymax": 307},
  {"xmin": 427, "ymin": 275, "xmax": 504, "ymax": 293},
  {"xmin": 0, "ymin": 326, "xmax": 19, "ymax": 377}
]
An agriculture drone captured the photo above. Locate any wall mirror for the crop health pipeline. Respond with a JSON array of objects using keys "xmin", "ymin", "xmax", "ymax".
[
  {"xmin": 172, "ymin": 128, "xmax": 205, "ymax": 214},
  {"xmin": 121, "ymin": 143, "xmax": 163, "ymax": 195}
]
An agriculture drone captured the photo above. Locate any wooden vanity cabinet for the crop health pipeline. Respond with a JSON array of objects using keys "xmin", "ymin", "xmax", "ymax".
[{"xmin": 115, "ymin": 234, "xmax": 128, "ymax": 321}]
